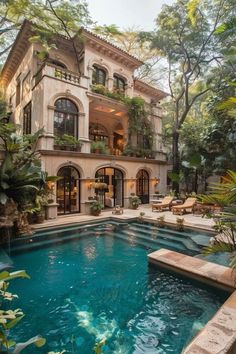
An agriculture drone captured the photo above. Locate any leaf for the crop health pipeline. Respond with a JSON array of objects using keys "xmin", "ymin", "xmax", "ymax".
[
  {"xmin": 13, "ymin": 336, "xmax": 46, "ymax": 354},
  {"xmin": 5, "ymin": 315, "xmax": 25, "ymax": 330},
  {"xmin": 0, "ymin": 270, "xmax": 30, "ymax": 282}
]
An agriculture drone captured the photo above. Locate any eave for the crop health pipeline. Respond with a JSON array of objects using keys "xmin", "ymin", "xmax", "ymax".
[
  {"xmin": 0, "ymin": 20, "xmax": 32, "ymax": 87},
  {"xmin": 80, "ymin": 28, "xmax": 143, "ymax": 70},
  {"xmin": 134, "ymin": 79, "xmax": 169, "ymax": 102}
]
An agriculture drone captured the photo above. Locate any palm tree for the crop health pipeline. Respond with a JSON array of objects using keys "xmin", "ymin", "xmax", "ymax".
[{"xmin": 200, "ymin": 170, "xmax": 236, "ymax": 270}]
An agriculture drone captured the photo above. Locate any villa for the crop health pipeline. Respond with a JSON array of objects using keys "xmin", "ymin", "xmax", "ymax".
[{"xmin": 0, "ymin": 20, "xmax": 168, "ymax": 218}]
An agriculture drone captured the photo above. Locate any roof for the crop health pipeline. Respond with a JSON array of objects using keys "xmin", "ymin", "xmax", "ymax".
[
  {"xmin": 0, "ymin": 21, "xmax": 166, "ymax": 100},
  {"xmin": 79, "ymin": 28, "xmax": 143, "ymax": 69},
  {"xmin": 0, "ymin": 20, "xmax": 32, "ymax": 86},
  {"xmin": 134, "ymin": 79, "xmax": 168, "ymax": 101}
]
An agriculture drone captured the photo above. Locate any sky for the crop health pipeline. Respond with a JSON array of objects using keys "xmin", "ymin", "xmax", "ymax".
[{"xmin": 86, "ymin": 0, "xmax": 174, "ymax": 30}]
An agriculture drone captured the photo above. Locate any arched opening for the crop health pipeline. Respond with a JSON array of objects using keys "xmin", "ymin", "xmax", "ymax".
[
  {"xmin": 113, "ymin": 74, "xmax": 126, "ymax": 94},
  {"xmin": 89, "ymin": 122, "xmax": 108, "ymax": 145},
  {"xmin": 57, "ymin": 166, "xmax": 80, "ymax": 215},
  {"xmin": 54, "ymin": 98, "xmax": 79, "ymax": 138},
  {"xmin": 95, "ymin": 167, "xmax": 124, "ymax": 208},
  {"xmin": 113, "ymin": 122, "xmax": 124, "ymax": 155},
  {"xmin": 92, "ymin": 65, "xmax": 107, "ymax": 86},
  {"xmin": 136, "ymin": 169, "xmax": 149, "ymax": 204},
  {"xmin": 47, "ymin": 59, "xmax": 67, "ymax": 69}
]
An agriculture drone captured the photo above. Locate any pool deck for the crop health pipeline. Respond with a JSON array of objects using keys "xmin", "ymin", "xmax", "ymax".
[
  {"xmin": 32, "ymin": 205, "xmax": 215, "ymax": 231},
  {"xmin": 31, "ymin": 205, "xmax": 236, "ymax": 354}
]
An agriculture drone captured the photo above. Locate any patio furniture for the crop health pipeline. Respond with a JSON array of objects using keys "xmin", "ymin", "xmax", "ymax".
[
  {"xmin": 152, "ymin": 196, "xmax": 174, "ymax": 212},
  {"xmin": 172, "ymin": 197, "xmax": 197, "ymax": 215},
  {"xmin": 193, "ymin": 203, "xmax": 222, "ymax": 216},
  {"xmin": 112, "ymin": 205, "xmax": 124, "ymax": 215}
]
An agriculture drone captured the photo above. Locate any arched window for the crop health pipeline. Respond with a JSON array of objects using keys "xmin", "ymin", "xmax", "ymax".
[
  {"xmin": 113, "ymin": 75, "xmax": 125, "ymax": 93},
  {"xmin": 48, "ymin": 59, "xmax": 67, "ymax": 69},
  {"xmin": 136, "ymin": 169, "xmax": 149, "ymax": 204},
  {"xmin": 92, "ymin": 65, "xmax": 106, "ymax": 86},
  {"xmin": 54, "ymin": 98, "xmax": 78, "ymax": 137},
  {"xmin": 57, "ymin": 166, "xmax": 80, "ymax": 214}
]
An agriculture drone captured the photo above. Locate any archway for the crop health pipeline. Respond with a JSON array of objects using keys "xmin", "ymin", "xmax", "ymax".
[
  {"xmin": 95, "ymin": 167, "xmax": 124, "ymax": 208},
  {"xmin": 57, "ymin": 166, "xmax": 80, "ymax": 214},
  {"xmin": 136, "ymin": 169, "xmax": 149, "ymax": 204}
]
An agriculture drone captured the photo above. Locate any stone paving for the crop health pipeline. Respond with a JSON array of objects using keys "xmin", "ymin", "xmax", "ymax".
[{"xmin": 33, "ymin": 204, "xmax": 215, "ymax": 231}]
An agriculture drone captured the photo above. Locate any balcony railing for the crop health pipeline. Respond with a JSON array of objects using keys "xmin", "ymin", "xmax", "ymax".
[
  {"xmin": 34, "ymin": 64, "xmax": 81, "ymax": 87},
  {"xmin": 54, "ymin": 68, "xmax": 80, "ymax": 85}
]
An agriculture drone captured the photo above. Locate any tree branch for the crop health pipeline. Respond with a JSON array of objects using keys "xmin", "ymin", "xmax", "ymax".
[{"xmin": 46, "ymin": 0, "xmax": 81, "ymax": 75}]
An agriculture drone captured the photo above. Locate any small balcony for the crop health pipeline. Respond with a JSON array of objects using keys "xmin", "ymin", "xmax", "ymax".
[{"xmin": 34, "ymin": 63, "xmax": 81, "ymax": 87}]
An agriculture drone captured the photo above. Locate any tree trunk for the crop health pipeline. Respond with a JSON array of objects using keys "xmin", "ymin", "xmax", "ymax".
[
  {"xmin": 172, "ymin": 130, "xmax": 180, "ymax": 194},
  {"xmin": 193, "ymin": 169, "xmax": 198, "ymax": 194}
]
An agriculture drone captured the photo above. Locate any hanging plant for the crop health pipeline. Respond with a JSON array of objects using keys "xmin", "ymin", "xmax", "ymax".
[{"xmin": 123, "ymin": 97, "xmax": 154, "ymax": 152}]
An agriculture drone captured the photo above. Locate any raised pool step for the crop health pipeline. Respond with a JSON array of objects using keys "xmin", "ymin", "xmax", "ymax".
[
  {"xmin": 131, "ymin": 222, "xmax": 209, "ymax": 240},
  {"xmin": 128, "ymin": 225, "xmax": 200, "ymax": 252},
  {"xmin": 117, "ymin": 229, "xmax": 194, "ymax": 255},
  {"xmin": 9, "ymin": 230, "xmax": 102, "ymax": 254}
]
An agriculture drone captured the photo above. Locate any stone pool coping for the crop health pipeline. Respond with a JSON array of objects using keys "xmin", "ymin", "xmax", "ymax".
[{"xmin": 148, "ymin": 249, "xmax": 236, "ymax": 354}]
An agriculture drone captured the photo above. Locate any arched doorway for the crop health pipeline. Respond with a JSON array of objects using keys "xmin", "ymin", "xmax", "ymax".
[
  {"xmin": 95, "ymin": 168, "xmax": 124, "ymax": 208},
  {"xmin": 136, "ymin": 169, "xmax": 149, "ymax": 204},
  {"xmin": 57, "ymin": 166, "xmax": 80, "ymax": 215}
]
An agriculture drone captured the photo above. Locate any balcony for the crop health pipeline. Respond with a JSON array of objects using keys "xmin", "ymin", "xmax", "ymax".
[{"xmin": 34, "ymin": 63, "xmax": 81, "ymax": 87}]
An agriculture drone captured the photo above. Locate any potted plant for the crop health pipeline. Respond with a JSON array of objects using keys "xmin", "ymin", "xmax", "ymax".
[
  {"xmin": 90, "ymin": 200, "xmax": 104, "ymax": 216},
  {"xmin": 157, "ymin": 216, "xmax": 165, "ymax": 228},
  {"xmin": 129, "ymin": 194, "xmax": 141, "ymax": 209},
  {"xmin": 90, "ymin": 141, "xmax": 109, "ymax": 154},
  {"xmin": 54, "ymin": 134, "xmax": 82, "ymax": 151},
  {"xmin": 176, "ymin": 217, "xmax": 185, "ymax": 231}
]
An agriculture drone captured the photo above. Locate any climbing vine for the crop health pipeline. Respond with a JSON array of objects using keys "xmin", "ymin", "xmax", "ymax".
[{"xmin": 90, "ymin": 85, "xmax": 155, "ymax": 158}]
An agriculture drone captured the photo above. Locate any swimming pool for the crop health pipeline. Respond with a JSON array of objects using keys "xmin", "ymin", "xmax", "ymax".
[{"xmin": 9, "ymin": 221, "xmax": 228, "ymax": 353}]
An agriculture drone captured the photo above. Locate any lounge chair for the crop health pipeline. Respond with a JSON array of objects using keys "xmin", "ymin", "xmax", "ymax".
[
  {"xmin": 152, "ymin": 196, "xmax": 174, "ymax": 212},
  {"xmin": 172, "ymin": 197, "xmax": 197, "ymax": 215}
]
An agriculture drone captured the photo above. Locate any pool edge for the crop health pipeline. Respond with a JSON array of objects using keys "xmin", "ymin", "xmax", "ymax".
[{"xmin": 148, "ymin": 248, "xmax": 236, "ymax": 354}]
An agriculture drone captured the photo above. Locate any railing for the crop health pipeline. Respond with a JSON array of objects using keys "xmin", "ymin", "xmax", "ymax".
[
  {"xmin": 34, "ymin": 64, "xmax": 81, "ymax": 87},
  {"xmin": 54, "ymin": 68, "xmax": 80, "ymax": 85}
]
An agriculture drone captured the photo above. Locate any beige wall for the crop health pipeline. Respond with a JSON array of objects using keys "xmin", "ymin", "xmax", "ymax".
[
  {"xmin": 42, "ymin": 152, "xmax": 166, "ymax": 211},
  {"xmin": 3, "ymin": 34, "xmax": 168, "ymax": 216}
]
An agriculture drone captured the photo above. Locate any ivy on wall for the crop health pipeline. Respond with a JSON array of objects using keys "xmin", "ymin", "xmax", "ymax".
[{"xmin": 91, "ymin": 84, "xmax": 155, "ymax": 158}]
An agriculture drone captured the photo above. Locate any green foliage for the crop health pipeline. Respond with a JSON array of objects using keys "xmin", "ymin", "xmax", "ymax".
[
  {"xmin": 90, "ymin": 141, "xmax": 109, "ymax": 155},
  {"xmin": 200, "ymin": 170, "xmax": 236, "ymax": 272},
  {"xmin": 156, "ymin": 216, "xmax": 165, "ymax": 227},
  {"xmin": 0, "ymin": 270, "xmax": 46, "ymax": 353},
  {"xmin": 129, "ymin": 195, "xmax": 141, "ymax": 209},
  {"xmin": 54, "ymin": 134, "xmax": 82, "ymax": 150},
  {"xmin": 151, "ymin": 0, "xmax": 235, "ymax": 191},
  {"xmin": 90, "ymin": 200, "xmax": 103, "ymax": 215},
  {"xmin": 91, "ymin": 84, "xmax": 125, "ymax": 101},
  {"xmin": 0, "ymin": 0, "xmax": 92, "ymax": 62}
]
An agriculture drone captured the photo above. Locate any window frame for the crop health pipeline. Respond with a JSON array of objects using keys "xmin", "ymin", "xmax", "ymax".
[
  {"xmin": 54, "ymin": 98, "xmax": 79, "ymax": 138},
  {"xmin": 113, "ymin": 74, "xmax": 126, "ymax": 93},
  {"xmin": 23, "ymin": 101, "xmax": 32, "ymax": 135},
  {"xmin": 92, "ymin": 65, "xmax": 106, "ymax": 86}
]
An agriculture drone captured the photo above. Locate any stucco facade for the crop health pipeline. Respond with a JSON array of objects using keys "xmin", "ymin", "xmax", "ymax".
[{"xmin": 1, "ymin": 21, "xmax": 168, "ymax": 217}]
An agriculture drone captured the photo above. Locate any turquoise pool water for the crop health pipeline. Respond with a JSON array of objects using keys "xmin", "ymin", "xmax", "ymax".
[{"xmin": 10, "ymin": 223, "xmax": 228, "ymax": 353}]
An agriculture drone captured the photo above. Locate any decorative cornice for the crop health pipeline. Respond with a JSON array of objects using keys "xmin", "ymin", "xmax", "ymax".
[
  {"xmin": 0, "ymin": 20, "xmax": 32, "ymax": 86},
  {"xmin": 134, "ymin": 79, "xmax": 169, "ymax": 101},
  {"xmin": 80, "ymin": 28, "xmax": 143, "ymax": 70}
]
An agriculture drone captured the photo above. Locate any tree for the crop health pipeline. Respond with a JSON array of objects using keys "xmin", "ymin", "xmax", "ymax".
[
  {"xmin": 201, "ymin": 170, "xmax": 236, "ymax": 273},
  {"xmin": 151, "ymin": 0, "xmax": 235, "ymax": 192},
  {"xmin": 93, "ymin": 26, "xmax": 165, "ymax": 86},
  {"xmin": 0, "ymin": 0, "xmax": 92, "ymax": 65}
]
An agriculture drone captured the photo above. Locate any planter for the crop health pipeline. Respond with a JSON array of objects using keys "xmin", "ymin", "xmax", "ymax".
[{"xmin": 91, "ymin": 210, "xmax": 101, "ymax": 216}]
